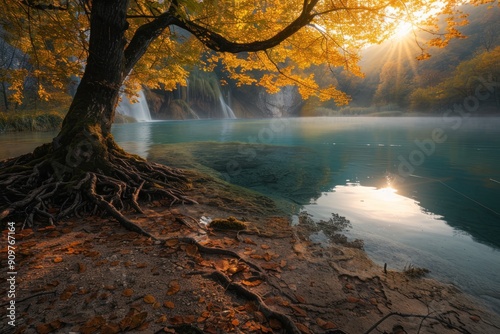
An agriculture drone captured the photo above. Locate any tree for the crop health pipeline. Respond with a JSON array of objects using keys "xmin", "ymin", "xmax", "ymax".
[{"xmin": 0, "ymin": 0, "xmax": 496, "ymax": 230}]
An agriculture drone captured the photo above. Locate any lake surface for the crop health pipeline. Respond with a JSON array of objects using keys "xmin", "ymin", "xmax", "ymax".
[{"xmin": 2, "ymin": 116, "xmax": 500, "ymax": 312}]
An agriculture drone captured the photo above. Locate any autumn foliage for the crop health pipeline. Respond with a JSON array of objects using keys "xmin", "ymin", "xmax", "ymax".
[{"xmin": 1, "ymin": 0, "xmax": 496, "ymax": 108}]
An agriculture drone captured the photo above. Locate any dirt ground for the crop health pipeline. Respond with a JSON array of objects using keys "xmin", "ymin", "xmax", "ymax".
[{"xmin": 2, "ymin": 171, "xmax": 500, "ymax": 334}]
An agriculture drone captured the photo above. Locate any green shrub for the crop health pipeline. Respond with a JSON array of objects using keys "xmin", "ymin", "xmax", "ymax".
[{"xmin": 0, "ymin": 110, "xmax": 65, "ymax": 132}]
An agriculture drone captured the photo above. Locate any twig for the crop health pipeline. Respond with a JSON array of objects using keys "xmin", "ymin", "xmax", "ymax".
[{"xmin": 0, "ymin": 291, "xmax": 56, "ymax": 308}]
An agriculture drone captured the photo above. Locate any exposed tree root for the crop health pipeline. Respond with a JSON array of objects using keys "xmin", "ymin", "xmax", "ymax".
[
  {"xmin": 0, "ymin": 142, "xmax": 197, "ymax": 230},
  {"xmin": 364, "ymin": 311, "xmax": 474, "ymax": 334},
  {"xmin": 206, "ymin": 270, "xmax": 302, "ymax": 334}
]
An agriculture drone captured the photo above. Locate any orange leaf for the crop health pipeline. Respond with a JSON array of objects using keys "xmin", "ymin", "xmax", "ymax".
[
  {"xmin": 169, "ymin": 315, "xmax": 184, "ymax": 325},
  {"xmin": 80, "ymin": 316, "xmax": 106, "ymax": 334},
  {"xmin": 122, "ymin": 288, "xmax": 133, "ymax": 297},
  {"xmin": 53, "ymin": 257, "xmax": 63, "ymax": 263},
  {"xmin": 243, "ymin": 238, "xmax": 256, "ymax": 245},
  {"xmin": 60, "ymin": 291, "xmax": 72, "ymax": 301},
  {"xmin": 144, "ymin": 294, "xmax": 156, "ymax": 304},
  {"xmin": 260, "ymin": 244, "xmax": 270, "ymax": 249},
  {"xmin": 101, "ymin": 323, "xmax": 121, "ymax": 334},
  {"xmin": 77, "ymin": 263, "xmax": 86, "ymax": 273},
  {"xmin": 166, "ymin": 280, "xmax": 180, "ymax": 295},
  {"xmin": 241, "ymin": 280, "xmax": 263, "ymax": 287},
  {"xmin": 165, "ymin": 239, "xmax": 179, "ymax": 247},
  {"xmin": 290, "ymin": 305, "xmax": 307, "ymax": 317},
  {"xmin": 164, "ymin": 301, "xmax": 175, "ymax": 309},
  {"xmin": 156, "ymin": 315, "xmax": 168, "ymax": 323},
  {"xmin": 119, "ymin": 311, "xmax": 148, "ymax": 331},
  {"xmin": 185, "ymin": 244, "xmax": 198, "ymax": 257},
  {"xmin": 296, "ymin": 323, "xmax": 311, "ymax": 334}
]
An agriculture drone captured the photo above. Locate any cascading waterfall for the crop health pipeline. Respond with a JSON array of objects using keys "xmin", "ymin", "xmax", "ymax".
[
  {"xmin": 117, "ymin": 90, "xmax": 152, "ymax": 122},
  {"xmin": 219, "ymin": 94, "xmax": 236, "ymax": 119}
]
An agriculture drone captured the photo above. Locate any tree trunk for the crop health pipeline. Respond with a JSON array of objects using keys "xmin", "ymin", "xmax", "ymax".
[
  {"xmin": 55, "ymin": 0, "xmax": 128, "ymax": 153},
  {"xmin": 0, "ymin": 0, "xmax": 194, "ymax": 229}
]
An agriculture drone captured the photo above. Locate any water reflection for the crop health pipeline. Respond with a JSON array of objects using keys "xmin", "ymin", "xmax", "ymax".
[
  {"xmin": 302, "ymin": 182, "xmax": 500, "ymax": 312},
  {"xmin": 3, "ymin": 117, "xmax": 500, "ymax": 311},
  {"xmin": 112, "ymin": 122, "xmax": 152, "ymax": 158}
]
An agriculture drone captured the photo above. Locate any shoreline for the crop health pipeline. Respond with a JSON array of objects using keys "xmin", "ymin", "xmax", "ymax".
[{"xmin": 2, "ymin": 171, "xmax": 499, "ymax": 334}]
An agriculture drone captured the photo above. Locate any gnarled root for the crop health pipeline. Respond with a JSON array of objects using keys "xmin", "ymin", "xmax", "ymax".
[{"xmin": 0, "ymin": 144, "xmax": 196, "ymax": 229}]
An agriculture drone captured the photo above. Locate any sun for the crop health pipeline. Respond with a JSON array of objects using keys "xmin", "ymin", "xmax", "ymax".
[{"xmin": 393, "ymin": 21, "xmax": 413, "ymax": 40}]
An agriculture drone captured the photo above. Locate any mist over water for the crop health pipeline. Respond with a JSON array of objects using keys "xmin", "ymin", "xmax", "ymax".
[
  {"xmin": 114, "ymin": 116, "xmax": 500, "ymax": 311},
  {"xmin": 2, "ymin": 116, "xmax": 499, "ymax": 311}
]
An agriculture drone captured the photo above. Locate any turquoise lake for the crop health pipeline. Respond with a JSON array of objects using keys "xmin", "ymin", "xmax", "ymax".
[{"xmin": 2, "ymin": 116, "xmax": 500, "ymax": 312}]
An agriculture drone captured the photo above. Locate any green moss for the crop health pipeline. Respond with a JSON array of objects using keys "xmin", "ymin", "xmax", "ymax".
[
  {"xmin": 208, "ymin": 216, "xmax": 247, "ymax": 231},
  {"xmin": 0, "ymin": 110, "xmax": 65, "ymax": 132}
]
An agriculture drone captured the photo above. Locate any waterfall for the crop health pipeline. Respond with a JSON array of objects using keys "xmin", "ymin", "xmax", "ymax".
[
  {"xmin": 219, "ymin": 95, "xmax": 236, "ymax": 119},
  {"xmin": 117, "ymin": 90, "xmax": 152, "ymax": 122}
]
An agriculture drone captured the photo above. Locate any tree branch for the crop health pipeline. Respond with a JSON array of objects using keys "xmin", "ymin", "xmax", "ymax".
[
  {"xmin": 123, "ymin": 8, "xmax": 176, "ymax": 75},
  {"xmin": 21, "ymin": 0, "xmax": 68, "ymax": 11},
  {"xmin": 170, "ymin": 0, "xmax": 320, "ymax": 53}
]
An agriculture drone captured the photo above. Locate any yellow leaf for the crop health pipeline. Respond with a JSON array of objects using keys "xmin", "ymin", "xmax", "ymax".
[{"xmin": 241, "ymin": 280, "xmax": 263, "ymax": 287}]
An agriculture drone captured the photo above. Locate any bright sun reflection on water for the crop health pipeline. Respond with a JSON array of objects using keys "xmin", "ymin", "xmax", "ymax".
[{"xmin": 307, "ymin": 182, "xmax": 447, "ymax": 232}]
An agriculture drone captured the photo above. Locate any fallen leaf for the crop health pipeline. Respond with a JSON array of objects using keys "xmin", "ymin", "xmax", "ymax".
[
  {"xmin": 80, "ymin": 316, "xmax": 106, "ymax": 334},
  {"xmin": 243, "ymin": 238, "xmax": 256, "ymax": 245},
  {"xmin": 77, "ymin": 263, "xmax": 86, "ymax": 273},
  {"xmin": 241, "ymin": 280, "xmax": 263, "ymax": 287},
  {"xmin": 119, "ymin": 311, "xmax": 148, "ymax": 331},
  {"xmin": 53, "ymin": 257, "xmax": 63, "ymax": 263},
  {"xmin": 346, "ymin": 296, "xmax": 360, "ymax": 303},
  {"xmin": 290, "ymin": 305, "xmax": 307, "ymax": 317},
  {"xmin": 232, "ymin": 319, "xmax": 240, "ymax": 326},
  {"xmin": 156, "ymin": 315, "xmax": 168, "ymax": 324},
  {"xmin": 470, "ymin": 315, "xmax": 481, "ymax": 322},
  {"xmin": 228, "ymin": 264, "xmax": 246, "ymax": 274},
  {"xmin": 169, "ymin": 315, "xmax": 184, "ymax": 325},
  {"xmin": 263, "ymin": 252, "xmax": 272, "ymax": 262},
  {"xmin": 184, "ymin": 315, "xmax": 196, "ymax": 323},
  {"xmin": 185, "ymin": 244, "xmax": 198, "ymax": 257},
  {"xmin": 36, "ymin": 323, "xmax": 55, "ymax": 334},
  {"xmin": 261, "ymin": 262, "xmax": 280, "ymax": 271},
  {"xmin": 164, "ymin": 301, "xmax": 175, "ymax": 309},
  {"xmin": 60, "ymin": 291, "xmax": 72, "ymax": 301},
  {"xmin": 166, "ymin": 280, "xmax": 180, "ymax": 295},
  {"xmin": 122, "ymin": 288, "xmax": 133, "ymax": 297},
  {"xmin": 296, "ymin": 322, "xmax": 312, "ymax": 334},
  {"xmin": 165, "ymin": 239, "xmax": 179, "ymax": 247},
  {"xmin": 101, "ymin": 323, "xmax": 120, "ymax": 334},
  {"xmin": 260, "ymin": 244, "xmax": 271, "ymax": 249},
  {"xmin": 295, "ymin": 294, "xmax": 306, "ymax": 303},
  {"xmin": 144, "ymin": 294, "xmax": 156, "ymax": 304}
]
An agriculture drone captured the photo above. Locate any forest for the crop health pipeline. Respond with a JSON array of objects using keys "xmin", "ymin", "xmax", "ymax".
[{"xmin": 1, "ymin": 2, "xmax": 498, "ymax": 123}]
